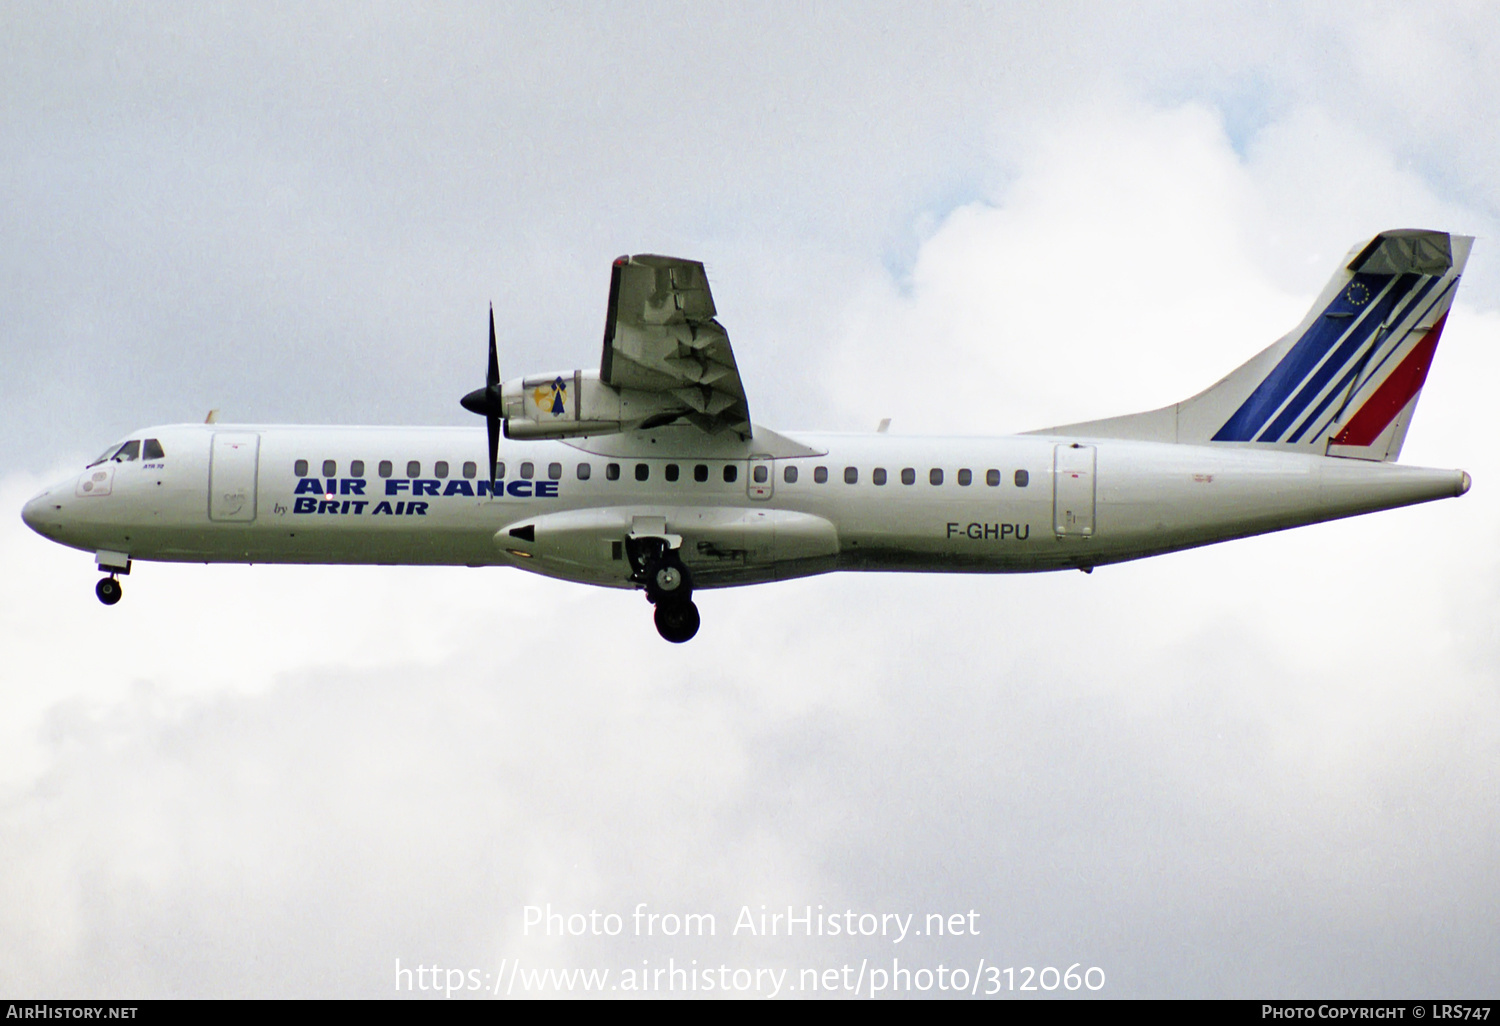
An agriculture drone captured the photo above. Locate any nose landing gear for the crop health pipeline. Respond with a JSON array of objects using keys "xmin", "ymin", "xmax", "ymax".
[{"xmin": 92, "ymin": 551, "xmax": 130, "ymax": 606}]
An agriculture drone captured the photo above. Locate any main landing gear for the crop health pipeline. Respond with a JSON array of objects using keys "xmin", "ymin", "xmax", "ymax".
[
  {"xmin": 627, "ymin": 538, "xmax": 699, "ymax": 643},
  {"xmin": 653, "ymin": 598, "xmax": 700, "ymax": 644},
  {"xmin": 95, "ymin": 576, "xmax": 122, "ymax": 605}
]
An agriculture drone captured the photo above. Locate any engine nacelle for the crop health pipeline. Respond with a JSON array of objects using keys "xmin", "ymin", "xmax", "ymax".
[{"xmin": 502, "ymin": 369, "xmax": 683, "ymax": 439}]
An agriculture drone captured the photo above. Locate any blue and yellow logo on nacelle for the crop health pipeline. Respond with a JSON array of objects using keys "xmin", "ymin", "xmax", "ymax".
[{"xmin": 531, "ymin": 376, "xmax": 568, "ymax": 417}]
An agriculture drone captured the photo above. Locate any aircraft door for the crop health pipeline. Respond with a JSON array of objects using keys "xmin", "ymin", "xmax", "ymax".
[
  {"xmin": 1053, "ymin": 443, "xmax": 1095, "ymax": 538},
  {"xmin": 210, "ymin": 433, "xmax": 260, "ymax": 522},
  {"xmin": 747, "ymin": 455, "xmax": 774, "ymax": 500}
]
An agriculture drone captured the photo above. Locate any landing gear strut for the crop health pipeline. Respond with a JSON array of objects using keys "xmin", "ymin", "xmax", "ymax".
[
  {"xmin": 626, "ymin": 537, "xmax": 700, "ymax": 643},
  {"xmin": 96, "ymin": 576, "xmax": 122, "ymax": 606},
  {"xmin": 643, "ymin": 554, "xmax": 691, "ymax": 605}
]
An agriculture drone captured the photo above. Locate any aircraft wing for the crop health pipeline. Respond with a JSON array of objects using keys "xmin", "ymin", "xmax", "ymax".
[{"xmin": 599, "ymin": 255, "xmax": 752, "ymax": 438}]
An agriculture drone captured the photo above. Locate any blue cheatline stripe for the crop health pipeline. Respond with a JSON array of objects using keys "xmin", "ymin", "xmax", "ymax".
[
  {"xmin": 1256, "ymin": 271, "xmax": 1426, "ymax": 442},
  {"xmin": 1285, "ymin": 274, "xmax": 1450, "ymax": 444},
  {"xmin": 1253, "ymin": 273, "xmax": 1421, "ymax": 441},
  {"xmin": 1212, "ymin": 272, "xmax": 1397, "ymax": 442}
]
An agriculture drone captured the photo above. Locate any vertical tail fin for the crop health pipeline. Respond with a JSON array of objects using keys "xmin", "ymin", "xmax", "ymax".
[{"xmin": 1035, "ymin": 230, "xmax": 1472, "ymax": 462}]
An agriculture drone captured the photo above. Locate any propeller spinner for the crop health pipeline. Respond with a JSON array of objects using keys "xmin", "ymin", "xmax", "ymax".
[{"xmin": 459, "ymin": 305, "xmax": 504, "ymax": 483}]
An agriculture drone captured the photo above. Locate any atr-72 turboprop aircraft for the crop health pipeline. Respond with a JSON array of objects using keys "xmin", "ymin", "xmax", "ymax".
[{"xmin": 22, "ymin": 229, "xmax": 1474, "ymax": 641}]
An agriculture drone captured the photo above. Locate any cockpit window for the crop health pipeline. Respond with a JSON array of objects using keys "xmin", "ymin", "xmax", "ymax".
[
  {"xmin": 142, "ymin": 438, "xmax": 165, "ymax": 460},
  {"xmin": 89, "ymin": 439, "xmax": 144, "ymax": 467},
  {"xmin": 88, "ymin": 442, "xmax": 125, "ymax": 467}
]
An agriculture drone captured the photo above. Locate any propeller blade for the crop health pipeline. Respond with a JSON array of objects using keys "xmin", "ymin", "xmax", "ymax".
[
  {"xmin": 487, "ymin": 304, "xmax": 499, "ymax": 390},
  {"xmin": 458, "ymin": 304, "xmax": 506, "ymax": 484},
  {"xmin": 487, "ymin": 412, "xmax": 500, "ymax": 487},
  {"xmin": 487, "ymin": 303, "xmax": 501, "ymax": 483}
]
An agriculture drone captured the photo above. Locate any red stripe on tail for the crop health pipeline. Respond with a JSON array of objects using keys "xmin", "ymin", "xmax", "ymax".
[{"xmin": 1330, "ymin": 314, "xmax": 1448, "ymax": 448}]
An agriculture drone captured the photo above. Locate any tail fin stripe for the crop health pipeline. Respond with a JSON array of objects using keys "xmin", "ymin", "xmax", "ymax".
[
  {"xmin": 1212, "ymin": 272, "xmax": 1407, "ymax": 442},
  {"xmin": 1340, "ymin": 277, "xmax": 1455, "ymax": 407},
  {"xmin": 1285, "ymin": 351, "xmax": 1378, "ymax": 445},
  {"xmin": 1283, "ymin": 274, "xmax": 1450, "ymax": 443},
  {"xmin": 1292, "ymin": 275, "xmax": 1457, "ymax": 444},
  {"xmin": 1329, "ymin": 314, "xmax": 1447, "ymax": 448},
  {"xmin": 1253, "ymin": 273, "xmax": 1424, "ymax": 442}
]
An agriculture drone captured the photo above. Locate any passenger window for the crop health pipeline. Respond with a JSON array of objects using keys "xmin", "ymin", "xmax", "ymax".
[
  {"xmin": 986, "ymin": 469, "xmax": 1000, "ymax": 487},
  {"xmin": 929, "ymin": 468, "xmax": 944, "ymax": 485},
  {"xmin": 463, "ymin": 461, "xmax": 477, "ymax": 479},
  {"xmin": 577, "ymin": 463, "xmax": 591, "ymax": 480},
  {"xmin": 901, "ymin": 468, "xmax": 915, "ymax": 485},
  {"xmin": 636, "ymin": 463, "xmax": 650, "ymax": 481},
  {"xmin": 142, "ymin": 439, "xmax": 165, "ymax": 460},
  {"xmin": 435, "ymin": 461, "xmax": 449, "ymax": 479},
  {"xmin": 694, "ymin": 464, "xmax": 709, "ymax": 482},
  {"xmin": 724, "ymin": 465, "xmax": 738, "ymax": 483},
  {"xmin": 752, "ymin": 465, "xmax": 767, "ymax": 483},
  {"xmin": 496, "ymin": 462, "xmax": 506, "ymax": 479},
  {"xmin": 407, "ymin": 461, "xmax": 421, "ymax": 477},
  {"xmin": 814, "ymin": 466, "xmax": 828, "ymax": 484},
  {"xmin": 350, "ymin": 459, "xmax": 365, "ymax": 477},
  {"xmin": 783, "ymin": 466, "xmax": 798, "ymax": 484},
  {"xmin": 379, "ymin": 460, "xmax": 393, "ymax": 478},
  {"xmin": 295, "ymin": 459, "xmax": 309, "ymax": 477},
  {"xmin": 872, "ymin": 468, "xmax": 887, "ymax": 485},
  {"xmin": 520, "ymin": 462, "xmax": 534, "ymax": 480},
  {"xmin": 844, "ymin": 467, "xmax": 858, "ymax": 484},
  {"xmin": 114, "ymin": 440, "xmax": 141, "ymax": 462},
  {"xmin": 323, "ymin": 459, "xmax": 337, "ymax": 477},
  {"xmin": 548, "ymin": 462, "xmax": 562, "ymax": 480},
  {"xmin": 958, "ymin": 469, "xmax": 972, "ymax": 486},
  {"xmin": 1014, "ymin": 469, "xmax": 1029, "ymax": 487},
  {"xmin": 606, "ymin": 463, "xmax": 621, "ymax": 481},
  {"xmin": 665, "ymin": 464, "xmax": 680, "ymax": 482}
]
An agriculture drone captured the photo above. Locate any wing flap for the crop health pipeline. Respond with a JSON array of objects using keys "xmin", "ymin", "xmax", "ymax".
[{"xmin": 601, "ymin": 255, "xmax": 752, "ymax": 437}]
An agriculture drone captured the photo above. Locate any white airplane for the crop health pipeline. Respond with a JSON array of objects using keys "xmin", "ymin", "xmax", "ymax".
[{"xmin": 22, "ymin": 230, "xmax": 1474, "ymax": 642}]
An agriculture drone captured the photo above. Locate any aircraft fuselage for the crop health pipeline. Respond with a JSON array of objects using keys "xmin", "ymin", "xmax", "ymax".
[{"xmin": 22, "ymin": 422, "xmax": 1469, "ymax": 591}]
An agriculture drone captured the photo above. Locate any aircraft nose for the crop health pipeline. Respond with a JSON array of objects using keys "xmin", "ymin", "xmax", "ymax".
[{"xmin": 21, "ymin": 490, "xmax": 55, "ymax": 536}]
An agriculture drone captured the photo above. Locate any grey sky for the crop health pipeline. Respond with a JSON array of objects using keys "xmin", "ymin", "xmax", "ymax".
[{"xmin": 3, "ymin": 3, "xmax": 1498, "ymax": 998}]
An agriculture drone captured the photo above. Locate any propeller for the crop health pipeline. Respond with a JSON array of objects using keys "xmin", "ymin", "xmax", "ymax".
[{"xmin": 460, "ymin": 305, "xmax": 504, "ymax": 483}]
